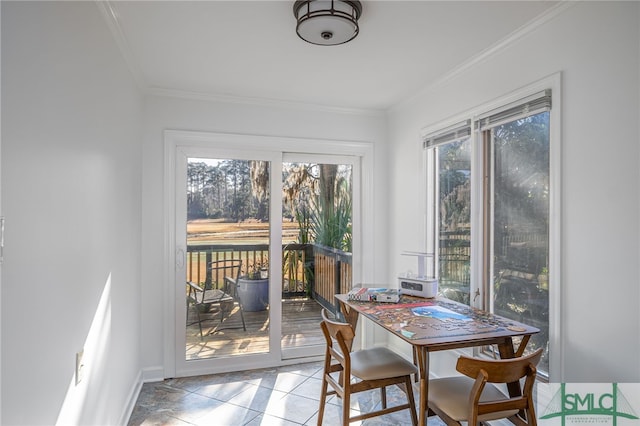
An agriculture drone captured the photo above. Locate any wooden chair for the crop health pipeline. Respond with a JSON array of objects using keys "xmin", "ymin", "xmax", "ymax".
[
  {"xmin": 428, "ymin": 347, "xmax": 543, "ymax": 426},
  {"xmin": 317, "ymin": 309, "xmax": 418, "ymax": 426},
  {"xmin": 186, "ymin": 259, "xmax": 245, "ymax": 339}
]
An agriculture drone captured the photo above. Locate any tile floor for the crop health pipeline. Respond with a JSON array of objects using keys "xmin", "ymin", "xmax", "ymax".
[{"xmin": 127, "ymin": 360, "xmax": 445, "ymax": 425}]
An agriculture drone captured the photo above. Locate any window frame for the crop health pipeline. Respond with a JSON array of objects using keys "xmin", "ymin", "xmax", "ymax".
[{"xmin": 421, "ymin": 74, "xmax": 562, "ymax": 381}]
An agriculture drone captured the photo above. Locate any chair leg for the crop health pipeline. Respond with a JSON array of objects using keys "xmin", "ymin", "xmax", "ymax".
[
  {"xmin": 404, "ymin": 376, "xmax": 419, "ymax": 426},
  {"xmin": 528, "ymin": 407, "xmax": 538, "ymax": 426},
  {"xmin": 317, "ymin": 377, "xmax": 328, "ymax": 426},
  {"xmin": 237, "ymin": 302, "xmax": 246, "ymax": 331},
  {"xmin": 186, "ymin": 295, "xmax": 205, "ymax": 340},
  {"xmin": 342, "ymin": 390, "xmax": 351, "ymax": 426},
  {"xmin": 380, "ymin": 386, "xmax": 387, "ymax": 409},
  {"xmin": 220, "ymin": 302, "xmax": 246, "ymax": 332},
  {"xmin": 219, "ymin": 301, "xmax": 232, "ymax": 325},
  {"xmin": 232, "ymin": 291, "xmax": 247, "ymax": 331},
  {"xmin": 194, "ymin": 304, "xmax": 204, "ymax": 340}
]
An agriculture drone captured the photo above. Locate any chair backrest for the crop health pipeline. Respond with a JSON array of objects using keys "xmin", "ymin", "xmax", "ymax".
[
  {"xmin": 320, "ymin": 309, "xmax": 355, "ymax": 365},
  {"xmin": 208, "ymin": 259, "xmax": 242, "ymax": 291},
  {"xmin": 456, "ymin": 347, "xmax": 543, "ymax": 384},
  {"xmin": 456, "ymin": 347, "xmax": 543, "ymax": 424}
]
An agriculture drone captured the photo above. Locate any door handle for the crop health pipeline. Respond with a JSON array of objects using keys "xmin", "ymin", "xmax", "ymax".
[{"xmin": 176, "ymin": 247, "xmax": 185, "ymax": 269}]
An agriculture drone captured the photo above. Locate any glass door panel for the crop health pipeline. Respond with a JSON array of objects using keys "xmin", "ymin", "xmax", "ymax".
[
  {"xmin": 185, "ymin": 157, "xmax": 271, "ymax": 361},
  {"xmin": 281, "ymin": 156, "xmax": 355, "ymax": 358}
]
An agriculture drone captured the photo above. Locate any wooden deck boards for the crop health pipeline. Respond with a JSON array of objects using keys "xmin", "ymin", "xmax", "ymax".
[{"xmin": 186, "ymin": 298, "xmax": 324, "ymax": 360}]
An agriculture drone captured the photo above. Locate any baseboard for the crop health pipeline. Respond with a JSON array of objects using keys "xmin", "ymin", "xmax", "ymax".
[
  {"xmin": 141, "ymin": 365, "xmax": 165, "ymax": 382},
  {"xmin": 118, "ymin": 366, "xmax": 167, "ymax": 424},
  {"xmin": 118, "ymin": 370, "xmax": 143, "ymax": 425}
]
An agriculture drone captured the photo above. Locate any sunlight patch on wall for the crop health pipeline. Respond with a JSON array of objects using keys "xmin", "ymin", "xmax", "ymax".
[{"xmin": 56, "ymin": 274, "xmax": 112, "ymax": 425}]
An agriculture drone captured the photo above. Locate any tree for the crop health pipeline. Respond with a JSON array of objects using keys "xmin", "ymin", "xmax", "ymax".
[
  {"xmin": 492, "ymin": 112, "xmax": 550, "ymax": 273},
  {"xmin": 283, "ymin": 163, "xmax": 352, "ymax": 251},
  {"xmin": 220, "ymin": 160, "xmax": 252, "ymax": 221},
  {"xmin": 250, "ymin": 160, "xmax": 269, "ymax": 221},
  {"xmin": 438, "ymin": 140, "xmax": 471, "ymax": 232},
  {"xmin": 187, "ymin": 161, "xmax": 210, "ymax": 219},
  {"xmin": 493, "ymin": 112, "xmax": 550, "ymax": 232}
]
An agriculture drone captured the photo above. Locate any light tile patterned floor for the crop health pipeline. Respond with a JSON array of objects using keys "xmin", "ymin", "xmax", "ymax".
[{"xmin": 127, "ymin": 361, "xmax": 446, "ymax": 425}]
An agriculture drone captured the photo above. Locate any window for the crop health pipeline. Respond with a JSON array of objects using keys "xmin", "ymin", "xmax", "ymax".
[
  {"xmin": 425, "ymin": 121, "xmax": 472, "ymax": 305},
  {"xmin": 425, "ymin": 89, "xmax": 552, "ymax": 376}
]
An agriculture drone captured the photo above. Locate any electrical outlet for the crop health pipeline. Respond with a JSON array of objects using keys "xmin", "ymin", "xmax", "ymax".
[{"xmin": 75, "ymin": 350, "xmax": 85, "ymax": 385}]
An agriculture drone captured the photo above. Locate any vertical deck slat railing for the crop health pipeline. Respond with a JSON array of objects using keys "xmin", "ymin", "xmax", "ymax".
[
  {"xmin": 282, "ymin": 243, "xmax": 310, "ymax": 294},
  {"xmin": 438, "ymin": 231, "xmax": 471, "ymax": 303},
  {"xmin": 312, "ymin": 244, "xmax": 353, "ymax": 314},
  {"xmin": 187, "ymin": 244, "xmax": 312, "ymax": 298},
  {"xmin": 340, "ymin": 259, "xmax": 352, "ymax": 295},
  {"xmin": 439, "ymin": 231, "xmax": 471, "ymax": 283},
  {"xmin": 186, "ymin": 243, "xmax": 352, "ymax": 308}
]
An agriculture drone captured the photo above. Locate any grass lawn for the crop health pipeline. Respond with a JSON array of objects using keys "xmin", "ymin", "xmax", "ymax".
[{"xmin": 187, "ymin": 218, "xmax": 300, "ymax": 244}]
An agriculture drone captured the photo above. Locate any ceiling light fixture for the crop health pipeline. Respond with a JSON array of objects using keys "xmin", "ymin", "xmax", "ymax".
[{"xmin": 293, "ymin": 0, "xmax": 363, "ymax": 46}]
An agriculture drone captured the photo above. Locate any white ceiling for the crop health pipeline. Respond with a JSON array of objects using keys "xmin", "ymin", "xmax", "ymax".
[{"xmin": 104, "ymin": 1, "xmax": 559, "ymax": 112}]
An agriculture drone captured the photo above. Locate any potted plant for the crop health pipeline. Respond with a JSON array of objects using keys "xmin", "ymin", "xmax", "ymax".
[{"xmin": 237, "ymin": 261, "xmax": 269, "ymax": 311}]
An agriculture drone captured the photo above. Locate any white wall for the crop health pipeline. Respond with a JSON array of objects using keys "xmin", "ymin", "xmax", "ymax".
[
  {"xmin": 1, "ymin": 2, "xmax": 142, "ymax": 424},
  {"xmin": 140, "ymin": 96, "xmax": 388, "ymax": 378},
  {"xmin": 388, "ymin": 2, "xmax": 640, "ymax": 382}
]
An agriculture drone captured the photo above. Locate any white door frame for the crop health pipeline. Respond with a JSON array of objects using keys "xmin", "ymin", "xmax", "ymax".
[{"xmin": 164, "ymin": 130, "xmax": 374, "ymax": 378}]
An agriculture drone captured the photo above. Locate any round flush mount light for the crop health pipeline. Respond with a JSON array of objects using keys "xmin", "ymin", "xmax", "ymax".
[{"xmin": 293, "ymin": 0, "xmax": 363, "ymax": 46}]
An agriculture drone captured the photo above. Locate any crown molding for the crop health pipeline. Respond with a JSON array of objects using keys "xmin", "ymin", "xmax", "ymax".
[
  {"xmin": 97, "ymin": 0, "xmax": 146, "ymax": 89},
  {"xmin": 146, "ymin": 86, "xmax": 385, "ymax": 117},
  {"xmin": 97, "ymin": 0, "xmax": 383, "ymax": 117},
  {"xmin": 391, "ymin": 1, "xmax": 576, "ymax": 112}
]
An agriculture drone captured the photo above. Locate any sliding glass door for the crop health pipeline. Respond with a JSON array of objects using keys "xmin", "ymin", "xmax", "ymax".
[{"xmin": 168, "ymin": 135, "xmax": 364, "ymax": 377}]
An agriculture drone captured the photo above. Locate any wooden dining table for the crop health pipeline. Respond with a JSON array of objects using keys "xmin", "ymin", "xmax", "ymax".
[{"xmin": 335, "ymin": 294, "xmax": 540, "ymax": 426}]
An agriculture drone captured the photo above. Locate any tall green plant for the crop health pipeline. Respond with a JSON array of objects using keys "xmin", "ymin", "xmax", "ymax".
[
  {"xmin": 309, "ymin": 191, "xmax": 352, "ymax": 252},
  {"xmin": 282, "ymin": 206, "xmax": 314, "ymax": 295},
  {"xmin": 294, "ymin": 206, "xmax": 312, "ymax": 244},
  {"xmin": 283, "ymin": 162, "xmax": 352, "ymax": 252}
]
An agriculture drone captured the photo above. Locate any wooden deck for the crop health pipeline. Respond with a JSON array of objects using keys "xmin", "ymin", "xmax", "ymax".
[{"xmin": 186, "ymin": 298, "xmax": 325, "ymax": 360}]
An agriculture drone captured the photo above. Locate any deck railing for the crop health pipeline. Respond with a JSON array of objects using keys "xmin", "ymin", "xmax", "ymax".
[
  {"xmin": 311, "ymin": 244, "xmax": 352, "ymax": 313},
  {"xmin": 439, "ymin": 231, "xmax": 471, "ymax": 286},
  {"xmin": 187, "ymin": 243, "xmax": 314, "ymax": 298},
  {"xmin": 186, "ymin": 243, "xmax": 353, "ymax": 311}
]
